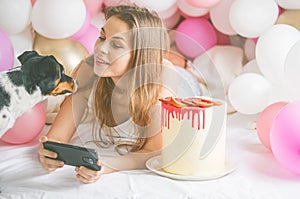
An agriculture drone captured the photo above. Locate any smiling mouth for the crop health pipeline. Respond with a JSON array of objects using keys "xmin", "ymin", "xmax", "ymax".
[{"xmin": 96, "ymin": 57, "xmax": 109, "ymax": 66}]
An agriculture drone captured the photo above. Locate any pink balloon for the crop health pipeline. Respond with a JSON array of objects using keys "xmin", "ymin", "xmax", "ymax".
[
  {"xmin": 1, "ymin": 102, "xmax": 46, "ymax": 145},
  {"xmin": 175, "ymin": 18, "xmax": 217, "ymax": 58},
  {"xmin": 185, "ymin": 0, "xmax": 221, "ymax": 8},
  {"xmin": 0, "ymin": 28, "xmax": 14, "ymax": 72},
  {"xmin": 71, "ymin": 8, "xmax": 91, "ymax": 39},
  {"xmin": 84, "ymin": 0, "xmax": 104, "ymax": 17},
  {"xmin": 73, "ymin": 24, "xmax": 99, "ymax": 54},
  {"xmin": 256, "ymin": 102, "xmax": 288, "ymax": 151},
  {"xmin": 270, "ymin": 100, "xmax": 300, "ymax": 174}
]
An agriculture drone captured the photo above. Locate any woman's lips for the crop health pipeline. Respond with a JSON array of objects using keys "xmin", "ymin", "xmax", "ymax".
[{"xmin": 96, "ymin": 57, "xmax": 109, "ymax": 66}]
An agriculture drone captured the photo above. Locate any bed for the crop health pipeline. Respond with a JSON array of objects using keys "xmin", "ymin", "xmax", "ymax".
[{"xmin": 1, "ymin": 112, "xmax": 300, "ymax": 199}]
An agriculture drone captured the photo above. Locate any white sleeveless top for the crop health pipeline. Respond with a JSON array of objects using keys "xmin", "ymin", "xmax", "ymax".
[{"xmin": 69, "ymin": 82, "xmax": 141, "ymax": 156}]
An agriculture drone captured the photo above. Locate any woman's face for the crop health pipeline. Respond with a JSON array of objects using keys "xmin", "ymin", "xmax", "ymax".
[{"xmin": 93, "ymin": 16, "xmax": 132, "ymax": 82}]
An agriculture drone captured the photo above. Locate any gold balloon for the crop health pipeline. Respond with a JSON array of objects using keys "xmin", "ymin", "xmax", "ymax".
[
  {"xmin": 33, "ymin": 32, "xmax": 89, "ymax": 75},
  {"xmin": 276, "ymin": 10, "xmax": 300, "ymax": 31}
]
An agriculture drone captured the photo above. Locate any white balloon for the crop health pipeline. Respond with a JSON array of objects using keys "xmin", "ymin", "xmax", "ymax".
[
  {"xmin": 210, "ymin": 0, "xmax": 237, "ymax": 35},
  {"xmin": 131, "ymin": 0, "xmax": 177, "ymax": 19},
  {"xmin": 90, "ymin": 11, "xmax": 106, "ymax": 30},
  {"xmin": 241, "ymin": 59, "xmax": 261, "ymax": 74},
  {"xmin": 275, "ymin": 0, "xmax": 300, "ymax": 9},
  {"xmin": 228, "ymin": 73, "xmax": 271, "ymax": 115},
  {"xmin": 163, "ymin": 10, "xmax": 181, "ymax": 29},
  {"xmin": 177, "ymin": 0, "xmax": 208, "ymax": 18},
  {"xmin": 31, "ymin": 0, "xmax": 86, "ymax": 39},
  {"xmin": 256, "ymin": 24, "xmax": 300, "ymax": 83},
  {"xmin": 9, "ymin": 28, "xmax": 33, "ymax": 67},
  {"xmin": 229, "ymin": 0, "xmax": 278, "ymax": 38},
  {"xmin": 269, "ymin": 83, "xmax": 293, "ymax": 104},
  {"xmin": 284, "ymin": 40, "xmax": 300, "ymax": 99},
  {"xmin": 0, "ymin": 0, "xmax": 32, "ymax": 35}
]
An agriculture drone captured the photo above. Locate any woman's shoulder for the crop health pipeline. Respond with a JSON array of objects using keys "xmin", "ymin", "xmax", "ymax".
[{"xmin": 72, "ymin": 55, "xmax": 97, "ymax": 90}]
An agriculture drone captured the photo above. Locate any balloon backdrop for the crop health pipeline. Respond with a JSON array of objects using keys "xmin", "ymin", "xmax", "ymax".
[
  {"xmin": 243, "ymin": 38, "xmax": 256, "ymax": 61},
  {"xmin": 9, "ymin": 28, "xmax": 33, "ymax": 67},
  {"xmin": 256, "ymin": 102, "xmax": 288, "ymax": 151},
  {"xmin": 84, "ymin": 0, "xmax": 104, "ymax": 17},
  {"xmin": 210, "ymin": 0, "xmax": 237, "ymax": 35},
  {"xmin": 0, "ymin": 102, "xmax": 46, "ymax": 144},
  {"xmin": 132, "ymin": 0, "xmax": 177, "ymax": 19},
  {"xmin": 185, "ymin": 0, "xmax": 221, "ymax": 8},
  {"xmin": 72, "ymin": 24, "xmax": 99, "ymax": 54},
  {"xmin": 0, "ymin": 28, "xmax": 14, "ymax": 72},
  {"xmin": 31, "ymin": 0, "xmax": 86, "ymax": 39},
  {"xmin": 270, "ymin": 100, "xmax": 300, "ymax": 174},
  {"xmin": 177, "ymin": 0, "xmax": 209, "ymax": 18},
  {"xmin": 175, "ymin": 18, "xmax": 217, "ymax": 58},
  {"xmin": 276, "ymin": 0, "xmax": 300, "ymax": 9},
  {"xmin": 284, "ymin": 40, "xmax": 300, "ymax": 100},
  {"xmin": 228, "ymin": 73, "xmax": 271, "ymax": 115},
  {"xmin": 71, "ymin": 8, "xmax": 91, "ymax": 40},
  {"xmin": 0, "ymin": 0, "xmax": 32, "ymax": 35},
  {"xmin": 256, "ymin": 24, "xmax": 300, "ymax": 83},
  {"xmin": 163, "ymin": 10, "xmax": 181, "ymax": 29},
  {"xmin": 276, "ymin": 10, "xmax": 300, "ymax": 31},
  {"xmin": 229, "ymin": 0, "xmax": 278, "ymax": 38},
  {"xmin": 241, "ymin": 59, "xmax": 261, "ymax": 75}
]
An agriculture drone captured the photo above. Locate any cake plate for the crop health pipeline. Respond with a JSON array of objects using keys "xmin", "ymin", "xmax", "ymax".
[{"xmin": 146, "ymin": 155, "xmax": 236, "ymax": 181}]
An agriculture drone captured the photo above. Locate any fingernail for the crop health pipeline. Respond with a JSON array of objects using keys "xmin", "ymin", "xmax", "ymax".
[{"xmin": 39, "ymin": 136, "xmax": 48, "ymax": 142}]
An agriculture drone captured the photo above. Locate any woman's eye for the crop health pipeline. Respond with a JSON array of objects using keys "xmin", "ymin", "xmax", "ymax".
[{"xmin": 111, "ymin": 41, "xmax": 122, "ymax": 49}]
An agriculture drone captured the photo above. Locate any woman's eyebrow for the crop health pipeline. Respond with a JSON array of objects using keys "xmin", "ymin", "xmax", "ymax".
[
  {"xmin": 112, "ymin": 36, "xmax": 126, "ymax": 41},
  {"xmin": 101, "ymin": 27, "xmax": 105, "ymax": 34}
]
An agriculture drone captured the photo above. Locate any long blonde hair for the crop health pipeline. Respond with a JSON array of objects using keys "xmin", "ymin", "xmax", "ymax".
[{"xmin": 93, "ymin": 5, "xmax": 169, "ymax": 153}]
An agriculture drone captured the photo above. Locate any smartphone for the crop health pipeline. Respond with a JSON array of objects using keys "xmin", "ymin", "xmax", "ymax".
[{"xmin": 43, "ymin": 141, "xmax": 101, "ymax": 171}]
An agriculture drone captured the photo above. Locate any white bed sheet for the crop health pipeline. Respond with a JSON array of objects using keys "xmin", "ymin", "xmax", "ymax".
[{"xmin": 1, "ymin": 113, "xmax": 300, "ymax": 199}]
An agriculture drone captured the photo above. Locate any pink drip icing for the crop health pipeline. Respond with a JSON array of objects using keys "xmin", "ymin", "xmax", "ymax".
[{"xmin": 161, "ymin": 103, "xmax": 206, "ymax": 130}]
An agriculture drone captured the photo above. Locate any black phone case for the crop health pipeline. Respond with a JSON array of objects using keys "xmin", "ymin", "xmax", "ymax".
[{"xmin": 43, "ymin": 141, "xmax": 101, "ymax": 171}]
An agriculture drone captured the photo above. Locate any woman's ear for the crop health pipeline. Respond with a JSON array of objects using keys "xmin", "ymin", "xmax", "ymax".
[{"xmin": 18, "ymin": 50, "xmax": 39, "ymax": 65}]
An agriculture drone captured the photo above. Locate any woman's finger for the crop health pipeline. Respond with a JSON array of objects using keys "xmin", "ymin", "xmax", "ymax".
[
  {"xmin": 39, "ymin": 135, "xmax": 48, "ymax": 143},
  {"xmin": 75, "ymin": 166, "xmax": 101, "ymax": 183}
]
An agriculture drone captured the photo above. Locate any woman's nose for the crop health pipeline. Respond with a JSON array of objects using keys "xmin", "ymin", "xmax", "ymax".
[{"xmin": 95, "ymin": 41, "xmax": 109, "ymax": 55}]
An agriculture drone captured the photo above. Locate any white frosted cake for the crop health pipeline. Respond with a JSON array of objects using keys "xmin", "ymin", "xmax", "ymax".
[{"xmin": 160, "ymin": 96, "xmax": 227, "ymax": 176}]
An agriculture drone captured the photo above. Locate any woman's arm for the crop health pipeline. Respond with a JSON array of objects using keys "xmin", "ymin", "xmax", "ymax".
[{"xmin": 38, "ymin": 58, "xmax": 96, "ymax": 171}]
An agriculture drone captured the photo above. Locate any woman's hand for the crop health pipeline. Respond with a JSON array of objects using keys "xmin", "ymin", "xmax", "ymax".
[
  {"xmin": 38, "ymin": 136, "xmax": 65, "ymax": 172},
  {"xmin": 75, "ymin": 160, "xmax": 117, "ymax": 184}
]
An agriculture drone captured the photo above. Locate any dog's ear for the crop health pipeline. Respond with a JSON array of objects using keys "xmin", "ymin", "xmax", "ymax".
[
  {"xmin": 21, "ymin": 63, "xmax": 38, "ymax": 94},
  {"xmin": 18, "ymin": 51, "xmax": 39, "ymax": 65}
]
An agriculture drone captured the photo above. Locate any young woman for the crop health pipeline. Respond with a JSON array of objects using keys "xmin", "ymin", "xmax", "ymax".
[{"xmin": 38, "ymin": 5, "xmax": 177, "ymax": 184}]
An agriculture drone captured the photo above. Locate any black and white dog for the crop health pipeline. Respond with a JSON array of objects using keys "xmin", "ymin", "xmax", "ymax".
[{"xmin": 0, "ymin": 50, "xmax": 77, "ymax": 137}]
